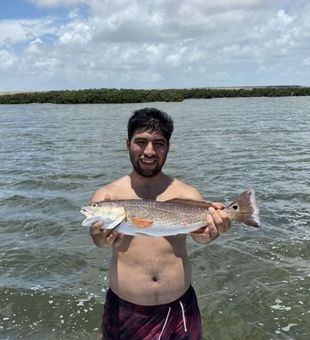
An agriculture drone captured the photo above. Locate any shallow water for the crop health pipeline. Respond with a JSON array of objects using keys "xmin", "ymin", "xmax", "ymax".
[{"xmin": 0, "ymin": 97, "xmax": 309, "ymax": 339}]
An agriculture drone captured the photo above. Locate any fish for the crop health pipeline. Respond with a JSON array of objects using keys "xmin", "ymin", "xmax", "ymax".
[{"xmin": 81, "ymin": 188, "xmax": 260, "ymax": 236}]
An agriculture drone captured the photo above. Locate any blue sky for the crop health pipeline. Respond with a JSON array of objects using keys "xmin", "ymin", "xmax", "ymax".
[
  {"xmin": 0, "ymin": 0, "xmax": 309, "ymax": 91},
  {"xmin": 0, "ymin": 0, "xmax": 79, "ymax": 21}
]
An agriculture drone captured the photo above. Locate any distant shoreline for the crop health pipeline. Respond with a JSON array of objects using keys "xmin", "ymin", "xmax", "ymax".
[
  {"xmin": 0, "ymin": 85, "xmax": 305, "ymax": 95},
  {"xmin": 0, "ymin": 86, "xmax": 309, "ymax": 104}
]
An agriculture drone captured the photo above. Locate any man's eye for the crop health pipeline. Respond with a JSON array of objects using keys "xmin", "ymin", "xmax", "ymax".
[{"xmin": 154, "ymin": 142, "xmax": 165, "ymax": 147}]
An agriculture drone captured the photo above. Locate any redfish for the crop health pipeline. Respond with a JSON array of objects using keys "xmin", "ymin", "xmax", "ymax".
[{"xmin": 81, "ymin": 188, "xmax": 260, "ymax": 236}]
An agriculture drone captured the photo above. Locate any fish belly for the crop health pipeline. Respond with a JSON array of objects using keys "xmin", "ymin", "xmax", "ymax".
[{"xmin": 117, "ymin": 221, "xmax": 205, "ymax": 236}]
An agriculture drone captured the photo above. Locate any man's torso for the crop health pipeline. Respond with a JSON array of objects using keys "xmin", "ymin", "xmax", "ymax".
[{"xmin": 92, "ymin": 175, "xmax": 202, "ymax": 305}]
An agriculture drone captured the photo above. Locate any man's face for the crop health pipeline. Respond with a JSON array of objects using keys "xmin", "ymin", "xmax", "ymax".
[{"xmin": 127, "ymin": 129, "xmax": 169, "ymax": 177}]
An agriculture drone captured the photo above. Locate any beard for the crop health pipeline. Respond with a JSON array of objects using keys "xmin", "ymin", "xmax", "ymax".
[{"xmin": 129, "ymin": 151, "xmax": 166, "ymax": 178}]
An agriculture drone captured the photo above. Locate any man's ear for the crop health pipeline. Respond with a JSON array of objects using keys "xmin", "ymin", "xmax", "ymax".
[{"xmin": 126, "ymin": 139, "xmax": 130, "ymax": 150}]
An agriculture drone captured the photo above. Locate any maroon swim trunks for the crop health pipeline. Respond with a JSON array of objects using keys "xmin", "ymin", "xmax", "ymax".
[{"xmin": 101, "ymin": 285, "xmax": 202, "ymax": 340}]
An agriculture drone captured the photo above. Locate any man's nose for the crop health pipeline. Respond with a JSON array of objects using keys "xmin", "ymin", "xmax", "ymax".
[{"xmin": 144, "ymin": 142, "xmax": 155, "ymax": 156}]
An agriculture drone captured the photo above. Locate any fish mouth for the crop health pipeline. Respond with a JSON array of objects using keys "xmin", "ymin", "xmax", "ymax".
[{"xmin": 80, "ymin": 207, "xmax": 92, "ymax": 218}]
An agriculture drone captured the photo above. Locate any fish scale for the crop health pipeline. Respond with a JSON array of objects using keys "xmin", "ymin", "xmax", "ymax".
[{"xmin": 121, "ymin": 200, "xmax": 208, "ymax": 226}]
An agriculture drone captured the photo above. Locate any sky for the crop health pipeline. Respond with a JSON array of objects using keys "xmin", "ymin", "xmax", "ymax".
[{"xmin": 0, "ymin": 0, "xmax": 309, "ymax": 91}]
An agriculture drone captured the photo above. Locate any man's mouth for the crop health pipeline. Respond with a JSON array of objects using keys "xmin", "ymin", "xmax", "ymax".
[{"xmin": 140, "ymin": 158, "xmax": 156, "ymax": 165}]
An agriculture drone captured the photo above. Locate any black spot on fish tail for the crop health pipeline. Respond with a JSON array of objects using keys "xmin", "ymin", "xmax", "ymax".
[{"xmin": 226, "ymin": 188, "xmax": 260, "ymax": 228}]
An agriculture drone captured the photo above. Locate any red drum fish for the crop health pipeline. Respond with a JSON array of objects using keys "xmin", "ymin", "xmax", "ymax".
[{"xmin": 81, "ymin": 188, "xmax": 260, "ymax": 236}]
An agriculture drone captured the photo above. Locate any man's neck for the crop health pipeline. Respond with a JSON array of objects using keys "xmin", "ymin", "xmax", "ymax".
[{"xmin": 129, "ymin": 170, "xmax": 172, "ymax": 199}]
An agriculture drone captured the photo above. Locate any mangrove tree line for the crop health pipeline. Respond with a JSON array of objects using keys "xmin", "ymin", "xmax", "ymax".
[{"xmin": 0, "ymin": 86, "xmax": 309, "ymax": 104}]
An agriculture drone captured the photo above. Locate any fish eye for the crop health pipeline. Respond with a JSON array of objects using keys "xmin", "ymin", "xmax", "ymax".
[{"xmin": 232, "ymin": 205, "xmax": 238, "ymax": 210}]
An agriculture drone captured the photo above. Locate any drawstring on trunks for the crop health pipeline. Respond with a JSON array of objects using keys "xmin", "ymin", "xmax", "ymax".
[
  {"xmin": 158, "ymin": 306, "xmax": 171, "ymax": 340},
  {"xmin": 158, "ymin": 301, "xmax": 188, "ymax": 340},
  {"xmin": 179, "ymin": 301, "xmax": 187, "ymax": 332}
]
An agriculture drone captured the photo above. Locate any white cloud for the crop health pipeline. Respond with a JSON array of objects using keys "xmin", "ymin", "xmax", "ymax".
[
  {"xmin": 26, "ymin": 38, "xmax": 46, "ymax": 54},
  {"xmin": 0, "ymin": 49, "xmax": 18, "ymax": 69},
  {"xmin": 166, "ymin": 47, "xmax": 187, "ymax": 67},
  {"xmin": 302, "ymin": 57, "xmax": 310, "ymax": 66},
  {"xmin": 0, "ymin": 0, "xmax": 309, "ymax": 90},
  {"xmin": 58, "ymin": 21, "xmax": 93, "ymax": 47},
  {"xmin": 0, "ymin": 18, "xmax": 57, "ymax": 46}
]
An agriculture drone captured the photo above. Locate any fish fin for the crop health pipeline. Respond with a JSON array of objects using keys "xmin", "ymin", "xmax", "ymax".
[
  {"xmin": 166, "ymin": 198, "xmax": 213, "ymax": 208},
  {"xmin": 226, "ymin": 188, "xmax": 260, "ymax": 228},
  {"xmin": 190, "ymin": 227, "xmax": 206, "ymax": 235},
  {"xmin": 105, "ymin": 216, "xmax": 126, "ymax": 229},
  {"xmin": 130, "ymin": 217, "xmax": 154, "ymax": 228}
]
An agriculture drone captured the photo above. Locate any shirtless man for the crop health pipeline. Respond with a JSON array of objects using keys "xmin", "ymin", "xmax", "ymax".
[{"xmin": 90, "ymin": 108, "xmax": 231, "ymax": 339}]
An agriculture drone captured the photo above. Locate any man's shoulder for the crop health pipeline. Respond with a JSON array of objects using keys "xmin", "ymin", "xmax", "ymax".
[
  {"xmin": 91, "ymin": 176, "xmax": 130, "ymax": 202},
  {"xmin": 169, "ymin": 178, "xmax": 203, "ymax": 200}
]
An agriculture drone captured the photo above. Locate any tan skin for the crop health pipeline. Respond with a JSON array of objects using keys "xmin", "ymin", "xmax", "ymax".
[{"xmin": 90, "ymin": 129, "xmax": 230, "ymax": 305}]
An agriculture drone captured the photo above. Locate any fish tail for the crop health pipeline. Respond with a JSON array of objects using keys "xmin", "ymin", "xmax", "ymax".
[{"xmin": 225, "ymin": 188, "xmax": 260, "ymax": 227}]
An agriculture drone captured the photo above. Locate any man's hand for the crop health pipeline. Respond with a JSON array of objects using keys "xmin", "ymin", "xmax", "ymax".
[
  {"xmin": 192, "ymin": 202, "xmax": 231, "ymax": 244},
  {"xmin": 90, "ymin": 221, "xmax": 124, "ymax": 247},
  {"xmin": 89, "ymin": 193, "xmax": 124, "ymax": 248}
]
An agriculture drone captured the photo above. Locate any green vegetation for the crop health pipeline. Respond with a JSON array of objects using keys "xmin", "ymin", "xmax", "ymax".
[{"xmin": 0, "ymin": 86, "xmax": 309, "ymax": 104}]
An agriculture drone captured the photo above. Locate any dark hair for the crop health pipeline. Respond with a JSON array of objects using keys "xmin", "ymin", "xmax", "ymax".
[{"xmin": 127, "ymin": 108, "xmax": 174, "ymax": 142}]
